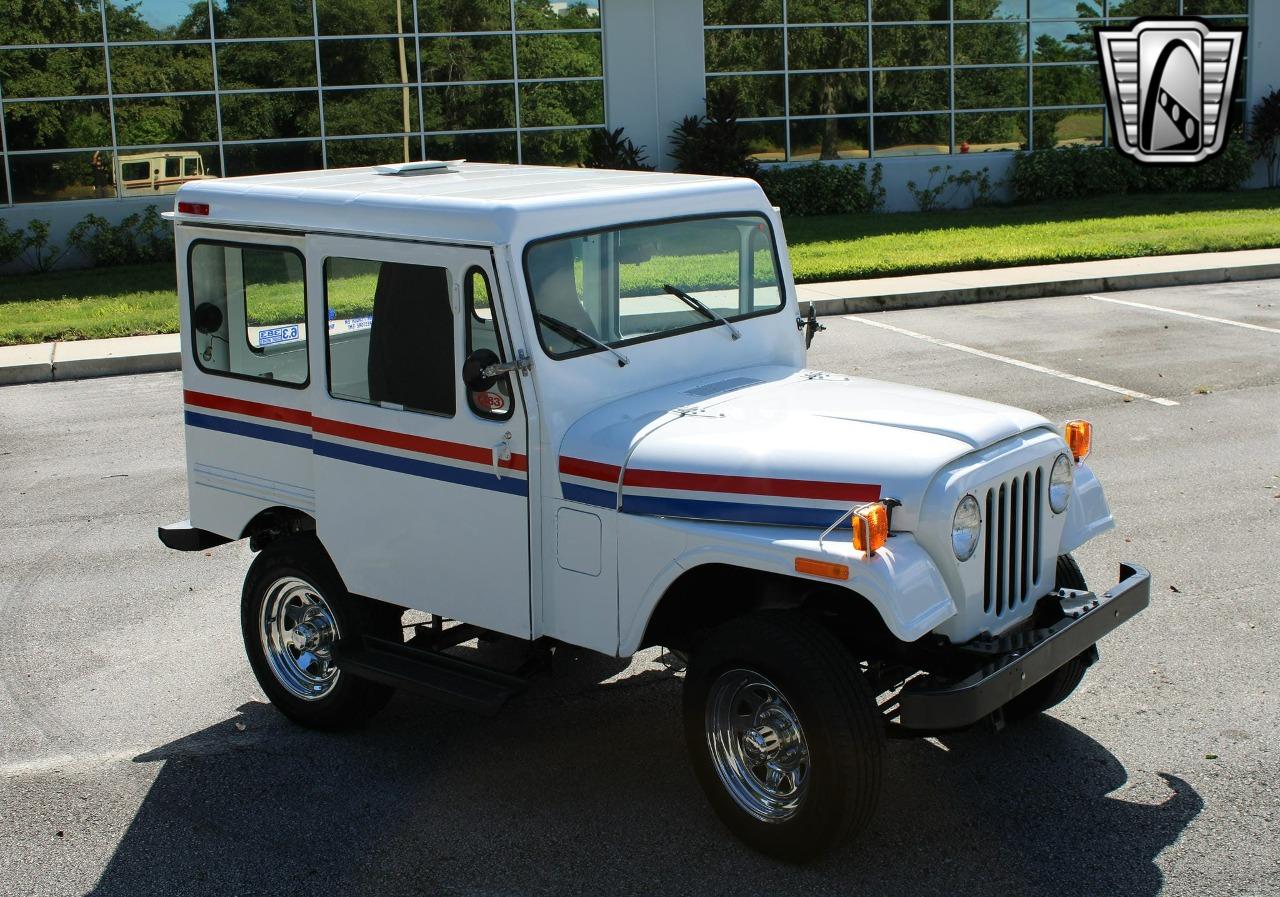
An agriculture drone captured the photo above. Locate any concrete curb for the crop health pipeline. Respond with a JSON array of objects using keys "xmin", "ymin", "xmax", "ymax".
[{"xmin": 3, "ymin": 249, "xmax": 1279, "ymax": 387}]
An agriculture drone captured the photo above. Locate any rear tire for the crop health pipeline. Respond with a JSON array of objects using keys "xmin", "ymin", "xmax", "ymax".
[
  {"xmin": 241, "ymin": 535, "xmax": 398, "ymax": 729},
  {"xmin": 1004, "ymin": 554, "xmax": 1093, "ymax": 721},
  {"xmin": 683, "ymin": 611, "xmax": 884, "ymax": 862}
]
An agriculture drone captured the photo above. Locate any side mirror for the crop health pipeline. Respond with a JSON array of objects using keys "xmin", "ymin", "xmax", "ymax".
[
  {"xmin": 797, "ymin": 302, "xmax": 826, "ymax": 349},
  {"xmin": 193, "ymin": 302, "xmax": 224, "ymax": 335},
  {"xmin": 463, "ymin": 348, "xmax": 501, "ymax": 392}
]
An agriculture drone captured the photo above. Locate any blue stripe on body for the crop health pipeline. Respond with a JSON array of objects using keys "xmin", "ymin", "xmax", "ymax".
[
  {"xmin": 185, "ymin": 410, "xmax": 313, "ymax": 449},
  {"xmin": 621, "ymin": 493, "xmax": 851, "ymax": 529},
  {"xmin": 314, "ymin": 440, "xmax": 528, "ymax": 497},
  {"xmin": 561, "ymin": 482, "xmax": 616, "ymax": 509}
]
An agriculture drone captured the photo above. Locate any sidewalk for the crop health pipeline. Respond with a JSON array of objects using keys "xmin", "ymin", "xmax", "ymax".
[{"xmin": 4, "ymin": 247, "xmax": 1280, "ymax": 387}]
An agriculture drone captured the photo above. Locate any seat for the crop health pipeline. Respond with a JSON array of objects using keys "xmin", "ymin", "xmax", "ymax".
[{"xmin": 367, "ymin": 262, "xmax": 455, "ymax": 415}]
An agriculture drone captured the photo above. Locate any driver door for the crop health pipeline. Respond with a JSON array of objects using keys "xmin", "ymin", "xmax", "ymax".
[{"xmin": 307, "ymin": 235, "xmax": 532, "ymax": 638}]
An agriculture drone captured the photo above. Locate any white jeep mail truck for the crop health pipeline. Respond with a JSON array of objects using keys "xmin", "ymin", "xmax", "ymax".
[{"xmin": 159, "ymin": 161, "xmax": 1150, "ymax": 861}]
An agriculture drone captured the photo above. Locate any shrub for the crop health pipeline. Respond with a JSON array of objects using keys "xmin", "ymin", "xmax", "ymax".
[
  {"xmin": 756, "ymin": 162, "xmax": 885, "ymax": 217},
  {"xmin": 0, "ymin": 219, "xmax": 24, "ymax": 267},
  {"xmin": 670, "ymin": 86, "xmax": 760, "ymax": 178},
  {"xmin": 1011, "ymin": 134, "xmax": 1254, "ymax": 202},
  {"xmin": 586, "ymin": 127, "xmax": 655, "ymax": 171},
  {"xmin": 68, "ymin": 206, "xmax": 174, "ymax": 267},
  {"xmin": 1248, "ymin": 88, "xmax": 1280, "ymax": 188}
]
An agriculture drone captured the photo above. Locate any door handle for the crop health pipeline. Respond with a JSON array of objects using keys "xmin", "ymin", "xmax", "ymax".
[{"xmin": 491, "ymin": 432, "xmax": 513, "ymax": 478}]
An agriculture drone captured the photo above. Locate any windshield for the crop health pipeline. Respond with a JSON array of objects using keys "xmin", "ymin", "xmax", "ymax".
[{"xmin": 525, "ymin": 214, "xmax": 783, "ymax": 358}]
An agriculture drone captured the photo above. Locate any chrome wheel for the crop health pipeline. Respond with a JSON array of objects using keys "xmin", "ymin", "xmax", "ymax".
[
  {"xmin": 259, "ymin": 576, "xmax": 341, "ymax": 701},
  {"xmin": 706, "ymin": 669, "xmax": 811, "ymax": 823}
]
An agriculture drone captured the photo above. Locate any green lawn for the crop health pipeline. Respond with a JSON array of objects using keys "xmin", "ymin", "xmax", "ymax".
[{"xmin": 2, "ymin": 189, "xmax": 1279, "ymax": 347}]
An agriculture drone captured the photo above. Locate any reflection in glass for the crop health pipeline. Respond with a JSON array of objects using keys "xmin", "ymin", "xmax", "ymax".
[
  {"xmin": 113, "ymin": 146, "xmax": 218, "ymax": 196},
  {"xmin": 1033, "ymin": 64, "xmax": 1101, "ymax": 106},
  {"xmin": 705, "ymin": 29, "xmax": 784, "ymax": 73},
  {"xmin": 871, "ymin": 0, "xmax": 948, "ymax": 21},
  {"xmin": 789, "ymin": 117, "xmax": 868, "ymax": 160},
  {"xmin": 874, "ymin": 69, "xmax": 948, "ymax": 114},
  {"xmin": 1029, "ymin": 0, "xmax": 1100, "ymax": 16},
  {"xmin": 210, "ymin": 0, "xmax": 315, "ymax": 40},
  {"xmin": 109, "ymin": 44, "xmax": 215, "ymax": 95},
  {"xmin": 954, "ymin": 0, "xmax": 1026, "ymax": 19},
  {"xmin": 955, "ymin": 67, "xmax": 1027, "ymax": 109},
  {"xmin": 516, "ymin": 33, "xmax": 603, "ymax": 80},
  {"xmin": 515, "ymin": 0, "xmax": 600, "ymax": 31},
  {"xmin": 873, "ymin": 114, "xmax": 949, "ymax": 156},
  {"xmin": 954, "ymin": 22, "xmax": 1027, "ymax": 65},
  {"xmin": 1031, "ymin": 22, "xmax": 1097, "ymax": 62},
  {"xmin": 426, "ymin": 131, "xmax": 517, "ymax": 162},
  {"xmin": 787, "ymin": 0, "xmax": 866, "ymax": 24},
  {"xmin": 0, "ymin": 5, "xmax": 102, "ymax": 43},
  {"xmin": 422, "ymin": 83, "xmax": 516, "ymax": 131},
  {"xmin": 323, "ymin": 87, "xmax": 420, "ymax": 136},
  {"xmin": 8, "ymin": 150, "xmax": 114, "ymax": 203},
  {"xmin": 222, "ymin": 140, "xmax": 323, "ymax": 176},
  {"xmin": 0, "ymin": 47, "xmax": 108, "ymax": 99},
  {"xmin": 1032, "ymin": 108, "xmax": 1103, "ymax": 148},
  {"xmin": 2, "ymin": 100, "xmax": 112, "ymax": 151},
  {"xmin": 787, "ymin": 26, "xmax": 867, "ymax": 71},
  {"xmin": 418, "ymin": 0, "xmax": 510, "ymax": 33},
  {"xmin": 520, "ymin": 128, "xmax": 594, "ymax": 165},
  {"xmin": 872, "ymin": 25, "xmax": 948, "ymax": 68},
  {"xmin": 115, "ymin": 95, "xmax": 218, "ymax": 146},
  {"xmin": 217, "ymin": 41, "xmax": 318, "ymax": 89},
  {"xmin": 703, "ymin": 0, "xmax": 782, "ymax": 26},
  {"xmin": 738, "ymin": 121, "xmax": 786, "ymax": 161},
  {"xmin": 320, "ymin": 38, "xmax": 415, "ymax": 87},
  {"xmin": 419, "ymin": 35, "xmax": 514, "ymax": 82},
  {"xmin": 707, "ymin": 75, "xmax": 785, "ymax": 119},
  {"xmin": 789, "ymin": 72, "xmax": 868, "ymax": 117},
  {"xmin": 519, "ymin": 80, "xmax": 604, "ymax": 128},
  {"xmin": 105, "ymin": 0, "xmax": 210, "ymax": 41},
  {"xmin": 955, "ymin": 111, "xmax": 1027, "ymax": 152},
  {"xmin": 1182, "ymin": 0, "xmax": 1249, "ymax": 13},
  {"xmin": 327, "ymin": 136, "xmax": 421, "ymax": 167},
  {"xmin": 1106, "ymin": 0, "xmax": 1177, "ymax": 17},
  {"xmin": 316, "ymin": 0, "xmax": 411, "ymax": 36},
  {"xmin": 219, "ymin": 91, "xmax": 320, "ymax": 141}
]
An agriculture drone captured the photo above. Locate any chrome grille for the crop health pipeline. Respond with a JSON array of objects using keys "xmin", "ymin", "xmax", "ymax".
[{"xmin": 983, "ymin": 466, "xmax": 1044, "ymax": 617}]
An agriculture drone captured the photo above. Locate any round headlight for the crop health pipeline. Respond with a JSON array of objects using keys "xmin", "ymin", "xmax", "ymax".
[
  {"xmin": 1049, "ymin": 453, "xmax": 1073, "ymax": 514},
  {"xmin": 952, "ymin": 494, "xmax": 981, "ymax": 561}
]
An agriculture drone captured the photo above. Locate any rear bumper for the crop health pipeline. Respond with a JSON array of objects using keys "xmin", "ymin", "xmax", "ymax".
[
  {"xmin": 897, "ymin": 562, "xmax": 1150, "ymax": 731},
  {"xmin": 158, "ymin": 519, "xmax": 232, "ymax": 551}
]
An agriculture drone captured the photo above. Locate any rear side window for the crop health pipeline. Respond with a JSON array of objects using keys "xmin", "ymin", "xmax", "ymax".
[
  {"xmin": 188, "ymin": 242, "xmax": 308, "ymax": 387},
  {"xmin": 324, "ymin": 257, "xmax": 456, "ymax": 417}
]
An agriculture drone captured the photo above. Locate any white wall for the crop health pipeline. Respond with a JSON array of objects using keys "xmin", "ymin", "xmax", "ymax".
[{"xmin": 0, "ymin": 196, "xmax": 166, "ymax": 274}]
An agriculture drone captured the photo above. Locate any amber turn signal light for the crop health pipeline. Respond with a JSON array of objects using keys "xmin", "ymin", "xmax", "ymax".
[
  {"xmin": 1064, "ymin": 419, "xmax": 1092, "ymax": 463},
  {"xmin": 852, "ymin": 502, "xmax": 889, "ymax": 556},
  {"xmin": 794, "ymin": 557, "xmax": 850, "ymax": 581}
]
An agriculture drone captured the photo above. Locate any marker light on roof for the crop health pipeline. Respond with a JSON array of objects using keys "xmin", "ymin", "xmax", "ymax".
[{"xmin": 177, "ymin": 201, "xmax": 209, "ymax": 216}]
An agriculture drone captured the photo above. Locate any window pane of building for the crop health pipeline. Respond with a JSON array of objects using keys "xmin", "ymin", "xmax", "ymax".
[
  {"xmin": 422, "ymin": 83, "xmax": 516, "ymax": 131},
  {"xmin": 872, "ymin": 25, "xmax": 948, "ymax": 68},
  {"xmin": 327, "ymin": 135, "xmax": 421, "ymax": 167},
  {"xmin": 519, "ymin": 80, "xmax": 604, "ymax": 128},
  {"xmin": 417, "ymin": 0, "xmax": 511, "ymax": 32},
  {"xmin": 871, "ymin": 0, "xmax": 948, "ymax": 21},
  {"xmin": 707, "ymin": 75, "xmax": 785, "ymax": 118},
  {"xmin": 789, "ymin": 117, "xmax": 868, "ymax": 160},
  {"xmin": 1032, "ymin": 107, "xmax": 1103, "ymax": 148},
  {"xmin": 1031, "ymin": 21, "xmax": 1097, "ymax": 62},
  {"xmin": 115, "ymin": 95, "xmax": 218, "ymax": 146},
  {"xmin": 104, "ymin": 0, "xmax": 210, "ymax": 41},
  {"xmin": 516, "ymin": 32, "xmax": 602, "ymax": 79},
  {"xmin": 217, "ymin": 41, "xmax": 318, "ymax": 89},
  {"xmin": 324, "ymin": 87, "xmax": 420, "ymax": 136},
  {"xmin": 1029, "ymin": 0, "xmax": 1100, "ymax": 16},
  {"xmin": 704, "ymin": 0, "xmax": 782, "ymax": 26},
  {"xmin": 955, "ymin": 67, "xmax": 1027, "ymax": 109},
  {"xmin": 320, "ymin": 38, "xmax": 417, "ymax": 87},
  {"xmin": 706, "ymin": 28, "xmax": 783, "ymax": 73},
  {"xmin": 0, "ymin": 5, "xmax": 103, "ymax": 43},
  {"xmin": 874, "ymin": 69, "xmax": 948, "ymax": 114},
  {"xmin": 109, "ymin": 44, "xmax": 215, "ymax": 95},
  {"xmin": 211, "ymin": 1, "xmax": 315, "ymax": 39},
  {"xmin": 0, "ymin": 47, "xmax": 108, "ymax": 99},
  {"xmin": 873, "ymin": 114, "xmax": 949, "ymax": 156},
  {"xmin": 1033, "ymin": 64, "xmax": 1101, "ymax": 106},
  {"xmin": 789, "ymin": 72, "xmax": 868, "ymax": 117},
  {"xmin": 954, "ymin": 0, "xmax": 1026, "ymax": 19},
  {"xmin": 520, "ymin": 128, "xmax": 594, "ymax": 165},
  {"xmin": 1106, "ymin": 0, "xmax": 1177, "ymax": 17},
  {"xmin": 3, "ymin": 100, "xmax": 112, "ymax": 151},
  {"xmin": 426, "ymin": 131, "xmax": 517, "ymax": 162},
  {"xmin": 788, "ymin": 26, "xmax": 867, "ymax": 71},
  {"xmin": 739, "ymin": 120, "xmax": 785, "ymax": 161},
  {"xmin": 514, "ymin": 0, "xmax": 600, "ymax": 30},
  {"xmin": 316, "ymin": 0, "xmax": 412, "ymax": 37},
  {"xmin": 9, "ymin": 150, "xmax": 113, "ymax": 203},
  {"xmin": 220, "ymin": 91, "xmax": 320, "ymax": 141},
  {"xmin": 419, "ymin": 35, "xmax": 514, "ymax": 82},
  {"xmin": 955, "ymin": 111, "xmax": 1027, "ymax": 152},
  {"xmin": 222, "ymin": 140, "xmax": 323, "ymax": 175},
  {"xmin": 788, "ymin": 0, "xmax": 866, "ymax": 24},
  {"xmin": 1182, "ymin": 0, "xmax": 1249, "ymax": 13},
  {"xmin": 954, "ymin": 22, "xmax": 1028, "ymax": 65}
]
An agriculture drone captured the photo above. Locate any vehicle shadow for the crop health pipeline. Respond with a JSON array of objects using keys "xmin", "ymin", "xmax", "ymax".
[{"xmin": 90, "ymin": 658, "xmax": 1201, "ymax": 897}]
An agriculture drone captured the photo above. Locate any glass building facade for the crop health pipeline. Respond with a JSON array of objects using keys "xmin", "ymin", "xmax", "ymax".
[
  {"xmin": 704, "ymin": 0, "xmax": 1249, "ymax": 161},
  {"xmin": 0, "ymin": 0, "xmax": 604, "ymax": 205}
]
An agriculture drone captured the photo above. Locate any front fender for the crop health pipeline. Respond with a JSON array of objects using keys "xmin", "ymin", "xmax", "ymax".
[
  {"xmin": 617, "ymin": 518, "xmax": 957, "ymax": 655},
  {"xmin": 1059, "ymin": 461, "xmax": 1115, "ymax": 555}
]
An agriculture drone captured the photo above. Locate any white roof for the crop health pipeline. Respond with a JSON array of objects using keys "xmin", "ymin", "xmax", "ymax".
[{"xmin": 172, "ymin": 162, "xmax": 771, "ymax": 246}]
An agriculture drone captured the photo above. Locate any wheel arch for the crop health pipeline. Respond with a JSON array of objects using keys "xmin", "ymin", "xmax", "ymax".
[{"xmin": 240, "ymin": 506, "xmax": 317, "ymax": 552}]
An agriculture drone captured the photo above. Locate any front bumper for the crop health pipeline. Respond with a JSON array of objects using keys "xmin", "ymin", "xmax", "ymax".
[{"xmin": 897, "ymin": 562, "xmax": 1150, "ymax": 731}]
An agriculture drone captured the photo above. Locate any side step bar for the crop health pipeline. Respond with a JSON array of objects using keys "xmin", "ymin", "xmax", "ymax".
[{"xmin": 335, "ymin": 635, "xmax": 527, "ymax": 716}]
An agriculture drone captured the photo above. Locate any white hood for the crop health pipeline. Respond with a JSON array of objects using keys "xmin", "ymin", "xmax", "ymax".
[{"xmin": 556, "ymin": 367, "xmax": 1052, "ymax": 531}]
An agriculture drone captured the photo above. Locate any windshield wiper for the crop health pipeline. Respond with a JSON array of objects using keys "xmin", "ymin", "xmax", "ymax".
[
  {"xmin": 663, "ymin": 284, "xmax": 742, "ymax": 341},
  {"xmin": 537, "ymin": 313, "xmax": 630, "ymax": 367}
]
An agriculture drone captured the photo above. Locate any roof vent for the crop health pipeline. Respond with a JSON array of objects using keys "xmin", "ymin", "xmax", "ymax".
[{"xmin": 373, "ymin": 159, "xmax": 464, "ymax": 176}]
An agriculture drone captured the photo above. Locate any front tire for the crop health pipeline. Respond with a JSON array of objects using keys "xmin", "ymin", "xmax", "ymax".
[
  {"xmin": 683, "ymin": 612, "xmax": 884, "ymax": 862},
  {"xmin": 1004, "ymin": 554, "xmax": 1093, "ymax": 721},
  {"xmin": 241, "ymin": 535, "xmax": 397, "ymax": 729}
]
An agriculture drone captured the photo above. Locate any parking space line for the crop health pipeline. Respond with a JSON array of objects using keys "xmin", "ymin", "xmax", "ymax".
[
  {"xmin": 845, "ymin": 315, "xmax": 1180, "ymax": 407},
  {"xmin": 1090, "ymin": 295, "xmax": 1280, "ymax": 335}
]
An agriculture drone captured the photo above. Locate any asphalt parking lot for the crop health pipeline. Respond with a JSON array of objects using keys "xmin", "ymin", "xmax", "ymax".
[{"xmin": 1, "ymin": 280, "xmax": 1278, "ymax": 897}]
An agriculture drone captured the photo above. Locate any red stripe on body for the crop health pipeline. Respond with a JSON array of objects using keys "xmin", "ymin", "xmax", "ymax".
[
  {"xmin": 184, "ymin": 389, "xmax": 312, "ymax": 426},
  {"xmin": 313, "ymin": 417, "xmax": 528, "ymax": 471},
  {"xmin": 559, "ymin": 456, "xmax": 623, "ymax": 483}
]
